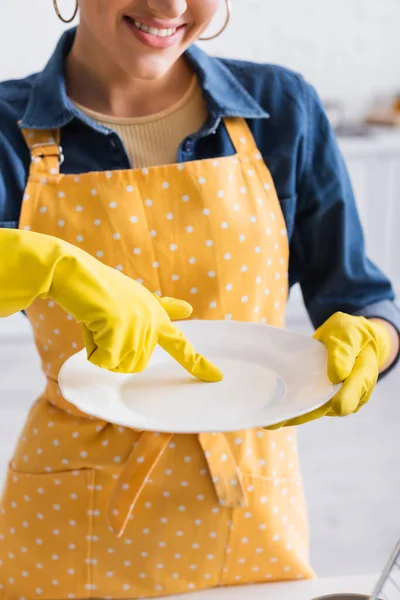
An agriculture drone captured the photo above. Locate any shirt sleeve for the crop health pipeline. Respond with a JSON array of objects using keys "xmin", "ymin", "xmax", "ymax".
[
  {"xmin": 0, "ymin": 102, "xmax": 30, "ymax": 228},
  {"xmin": 291, "ymin": 81, "xmax": 400, "ymax": 335}
]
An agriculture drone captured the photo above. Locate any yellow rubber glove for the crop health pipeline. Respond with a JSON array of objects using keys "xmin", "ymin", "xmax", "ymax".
[
  {"xmin": 0, "ymin": 229, "xmax": 222, "ymax": 381},
  {"xmin": 268, "ymin": 311, "xmax": 393, "ymax": 428}
]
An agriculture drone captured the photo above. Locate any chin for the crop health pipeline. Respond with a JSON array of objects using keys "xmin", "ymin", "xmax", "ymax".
[
  {"xmin": 119, "ymin": 51, "xmax": 181, "ymax": 81},
  {"xmin": 126, "ymin": 57, "xmax": 176, "ymax": 80}
]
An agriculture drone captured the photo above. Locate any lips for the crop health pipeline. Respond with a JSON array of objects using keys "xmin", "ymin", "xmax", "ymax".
[
  {"xmin": 128, "ymin": 17, "xmax": 177, "ymax": 38},
  {"xmin": 123, "ymin": 16, "xmax": 186, "ymax": 49}
]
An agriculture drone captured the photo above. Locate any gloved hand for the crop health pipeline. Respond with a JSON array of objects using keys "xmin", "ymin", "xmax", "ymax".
[
  {"xmin": 268, "ymin": 311, "xmax": 393, "ymax": 428},
  {"xmin": 0, "ymin": 229, "xmax": 223, "ymax": 380}
]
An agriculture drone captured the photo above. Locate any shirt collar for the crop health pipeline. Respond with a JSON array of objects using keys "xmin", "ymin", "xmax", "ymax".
[
  {"xmin": 20, "ymin": 28, "xmax": 268, "ymax": 131},
  {"xmin": 185, "ymin": 45, "xmax": 269, "ymax": 120}
]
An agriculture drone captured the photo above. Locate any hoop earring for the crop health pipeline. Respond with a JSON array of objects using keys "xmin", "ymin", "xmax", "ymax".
[
  {"xmin": 53, "ymin": 0, "xmax": 78, "ymax": 23},
  {"xmin": 199, "ymin": 0, "xmax": 231, "ymax": 41}
]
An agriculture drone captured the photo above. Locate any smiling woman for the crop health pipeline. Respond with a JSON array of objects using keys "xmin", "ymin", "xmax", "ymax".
[
  {"xmin": 0, "ymin": 0, "xmax": 399, "ymax": 598},
  {"xmin": 70, "ymin": 0, "xmax": 221, "ymax": 82},
  {"xmin": 64, "ymin": 0, "xmax": 225, "ymax": 120}
]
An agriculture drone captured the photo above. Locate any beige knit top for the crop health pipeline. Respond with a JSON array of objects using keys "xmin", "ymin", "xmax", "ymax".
[{"xmin": 73, "ymin": 77, "xmax": 208, "ymax": 168}]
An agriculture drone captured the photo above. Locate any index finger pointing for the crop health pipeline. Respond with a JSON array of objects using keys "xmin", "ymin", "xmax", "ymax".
[{"xmin": 158, "ymin": 322, "xmax": 223, "ymax": 383}]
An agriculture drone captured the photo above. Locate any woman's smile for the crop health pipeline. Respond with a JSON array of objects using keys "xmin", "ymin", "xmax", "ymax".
[{"xmin": 123, "ymin": 15, "xmax": 187, "ymax": 49}]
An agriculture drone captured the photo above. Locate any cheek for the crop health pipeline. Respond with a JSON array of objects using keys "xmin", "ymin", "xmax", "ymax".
[
  {"xmin": 79, "ymin": 0, "xmax": 126, "ymax": 23},
  {"xmin": 79, "ymin": 0, "xmax": 128, "ymax": 43},
  {"xmin": 79, "ymin": 0, "xmax": 105, "ymax": 17},
  {"xmin": 191, "ymin": 0, "xmax": 220, "ymax": 26}
]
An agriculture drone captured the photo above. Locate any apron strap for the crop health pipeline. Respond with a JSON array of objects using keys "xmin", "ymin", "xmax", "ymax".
[
  {"xmin": 199, "ymin": 432, "xmax": 248, "ymax": 509},
  {"xmin": 109, "ymin": 431, "xmax": 248, "ymax": 538},
  {"xmin": 109, "ymin": 431, "xmax": 173, "ymax": 538},
  {"xmin": 20, "ymin": 128, "xmax": 62, "ymax": 177},
  {"xmin": 224, "ymin": 117, "xmax": 276, "ymax": 198},
  {"xmin": 224, "ymin": 117, "xmax": 259, "ymax": 155}
]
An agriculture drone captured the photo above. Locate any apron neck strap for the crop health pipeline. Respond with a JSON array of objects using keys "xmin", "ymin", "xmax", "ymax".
[
  {"xmin": 20, "ymin": 119, "xmax": 258, "ymax": 176},
  {"xmin": 21, "ymin": 128, "xmax": 63, "ymax": 177},
  {"xmin": 223, "ymin": 117, "xmax": 259, "ymax": 154}
]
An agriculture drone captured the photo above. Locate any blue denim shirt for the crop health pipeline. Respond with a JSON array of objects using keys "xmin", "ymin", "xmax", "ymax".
[{"xmin": 0, "ymin": 28, "xmax": 399, "ymax": 333}]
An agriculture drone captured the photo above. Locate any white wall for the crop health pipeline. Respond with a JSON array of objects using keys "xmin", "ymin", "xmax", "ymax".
[{"xmin": 1, "ymin": 0, "xmax": 400, "ymax": 118}]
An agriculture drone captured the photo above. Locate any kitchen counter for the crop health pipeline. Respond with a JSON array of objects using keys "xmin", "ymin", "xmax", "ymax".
[
  {"xmin": 168, "ymin": 575, "xmax": 377, "ymax": 599},
  {"xmin": 338, "ymin": 127, "xmax": 400, "ymax": 157}
]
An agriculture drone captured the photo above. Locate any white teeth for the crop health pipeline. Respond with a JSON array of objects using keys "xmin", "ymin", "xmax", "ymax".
[{"xmin": 133, "ymin": 19, "xmax": 177, "ymax": 38}]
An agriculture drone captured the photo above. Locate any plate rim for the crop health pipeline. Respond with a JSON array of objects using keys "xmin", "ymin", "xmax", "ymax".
[{"xmin": 58, "ymin": 320, "xmax": 339, "ymax": 433}]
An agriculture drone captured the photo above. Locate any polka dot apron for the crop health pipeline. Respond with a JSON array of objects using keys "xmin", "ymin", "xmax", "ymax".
[{"xmin": 0, "ymin": 118, "xmax": 314, "ymax": 599}]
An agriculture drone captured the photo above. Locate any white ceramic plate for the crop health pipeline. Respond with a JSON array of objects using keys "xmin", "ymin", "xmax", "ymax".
[{"xmin": 58, "ymin": 320, "xmax": 339, "ymax": 433}]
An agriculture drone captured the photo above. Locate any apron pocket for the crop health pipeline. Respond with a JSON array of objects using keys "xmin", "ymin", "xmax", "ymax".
[
  {"xmin": 0, "ymin": 466, "xmax": 95, "ymax": 599},
  {"xmin": 220, "ymin": 474, "xmax": 314, "ymax": 586}
]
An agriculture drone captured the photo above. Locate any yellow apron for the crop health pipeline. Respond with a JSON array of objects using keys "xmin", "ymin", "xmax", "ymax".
[{"xmin": 0, "ymin": 118, "xmax": 314, "ymax": 599}]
